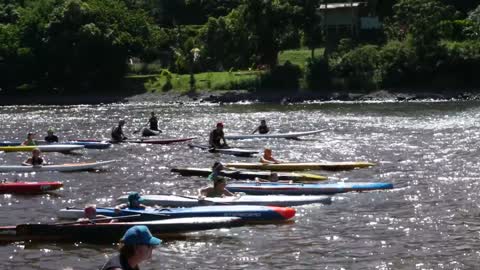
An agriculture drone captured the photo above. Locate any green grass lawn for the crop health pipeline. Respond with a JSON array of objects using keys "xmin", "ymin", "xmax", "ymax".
[
  {"xmin": 278, "ymin": 47, "xmax": 325, "ymax": 69},
  {"xmin": 127, "ymin": 47, "xmax": 324, "ymax": 92},
  {"xmin": 142, "ymin": 71, "xmax": 260, "ymax": 93}
]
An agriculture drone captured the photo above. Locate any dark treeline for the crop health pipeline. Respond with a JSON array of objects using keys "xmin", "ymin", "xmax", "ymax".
[{"xmin": 1, "ymin": 0, "xmax": 480, "ymax": 94}]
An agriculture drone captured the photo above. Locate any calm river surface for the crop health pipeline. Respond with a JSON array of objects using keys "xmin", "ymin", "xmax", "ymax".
[{"xmin": 0, "ymin": 101, "xmax": 479, "ymax": 269}]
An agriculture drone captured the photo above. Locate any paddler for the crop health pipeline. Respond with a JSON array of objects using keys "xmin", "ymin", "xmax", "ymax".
[
  {"xmin": 115, "ymin": 192, "xmax": 148, "ymax": 210},
  {"xmin": 44, "ymin": 128, "xmax": 59, "ymax": 143},
  {"xmin": 100, "ymin": 225, "xmax": 161, "ymax": 270},
  {"xmin": 260, "ymin": 148, "xmax": 282, "ymax": 164},
  {"xmin": 148, "ymin": 112, "xmax": 160, "ymax": 131},
  {"xmin": 207, "ymin": 161, "xmax": 225, "ymax": 181},
  {"xmin": 209, "ymin": 122, "xmax": 228, "ymax": 148},
  {"xmin": 252, "ymin": 119, "xmax": 269, "ymax": 134},
  {"xmin": 76, "ymin": 204, "xmax": 112, "ymax": 223},
  {"xmin": 198, "ymin": 177, "xmax": 234, "ymax": 198},
  {"xmin": 111, "ymin": 120, "xmax": 128, "ymax": 142},
  {"xmin": 22, "ymin": 148, "xmax": 45, "ymax": 166},
  {"xmin": 21, "ymin": 132, "xmax": 37, "ymax": 146}
]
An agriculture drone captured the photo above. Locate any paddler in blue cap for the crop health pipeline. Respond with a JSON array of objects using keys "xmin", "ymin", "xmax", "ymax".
[
  {"xmin": 115, "ymin": 192, "xmax": 148, "ymax": 211},
  {"xmin": 101, "ymin": 225, "xmax": 161, "ymax": 270}
]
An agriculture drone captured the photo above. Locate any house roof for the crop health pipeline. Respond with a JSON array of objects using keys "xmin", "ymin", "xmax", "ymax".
[{"xmin": 318, "ymin": 2, "xmax": 366, "ymax": 10}]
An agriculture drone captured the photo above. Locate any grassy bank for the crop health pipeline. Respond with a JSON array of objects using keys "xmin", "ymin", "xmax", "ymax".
[{"xmin": 278, "ymin": 48, "xmax": 325, "ymax": 69}]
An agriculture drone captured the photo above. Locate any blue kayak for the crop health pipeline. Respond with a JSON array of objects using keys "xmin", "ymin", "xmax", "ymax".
[
  {"xmin": 0, "ymin": 140, "xmax": 111, "ymax": 149},
  {"xmin": 58, "ymin": 205, "xmax": 296, "ymax": 223},
  {"xmin": 226, "ymin": 182, "xmax": 394, "ymax": 195}
]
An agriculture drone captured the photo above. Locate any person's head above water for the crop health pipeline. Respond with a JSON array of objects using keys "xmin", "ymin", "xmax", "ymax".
[
  {"xmin": 212, "ymin": 161, "xmax": 224, "ymax": 171},
  {"xmin": 27, "ymin": 132, "xmax": 35, "ymax": 140},
  {"xmin": 47, "ymin": 128, "xmax": 54, "ymax": 135},
  {"xmin": 119, "ymin": 120, "xmax": 126, "ymax": 126},
  {"xmin": 263, "ymin": 148, "xmax": 272, "ymax": 157},
  {"xmin": 260, "ymin": 119, "xmax": 267, "ymax": 125},
  {"xmin": 216, "ymin": 122, "xmax": 224, "ymax": 129},
  {"xmin": 32, "ymin": 148, "xmax": 41, "ymax": 157},
  {"xmin": 151, "ymin": 112, "xmax": 155, "ymax": 117}
]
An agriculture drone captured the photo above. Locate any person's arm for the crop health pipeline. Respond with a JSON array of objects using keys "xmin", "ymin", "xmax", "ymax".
[
  {"xmin": 198, "ymin": 187, "xmax": 210, "ymax": 197},
  {"xmin": 223, "ymin": 189, "xmax": 234, "ymax": 197},
  {"xmin": 260, "ymin": 157, "xmax": 276, "ymax": 164},
  {"xmin": 251, "ymin": 127, "xmax": 259, "ymax": 134},
  {"xmin": 208, "ymin": 131, "xmax": 215, "ymax": 147},
  {"xmin": 221, "ymin": 134, "xmax": 227, "ymax": 146},
  {"xmin": 22, "ymin": 158, "xmax": 32, "ymax": 166}
]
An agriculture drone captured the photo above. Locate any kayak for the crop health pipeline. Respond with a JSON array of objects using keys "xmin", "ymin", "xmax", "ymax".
[
  {"xmin": 0, "ymin": 160, "xmax": 115, "ymax": 172},
  {"xmin": 0, "ymin": 181, "xmax": 63, "ymax": 194},
  {"xmin": 0, "ymin": 217, "xmax": 243, "ymax": 243},
  {"xmin": 76, "ymin": 137, "xmax": 196, "ymax": 145},
  {"xmin": 116, "ymin": 194, "xmax": 332, "ymax": 207},
  {"xmin": 0, "ymin": 141, "xmax": 111, "ymax": 149},
  {"xmin": 128, "ymin": 137, "xmax": 197, "ymax": 144},
  {"xmin": 0, "ymin": 145, "xmax": 84, "ymax": 153},
  {"xmin": 170, "ymin": 167, "xmax": 328, "ymax": 181},
  {"xmin": 225, "ymin": 130, "xmax": 324, "ymax": 140},
  {"xmin": 226, "ymin": 182, "xmax": 394, "ymax": 195},
  {"xmin": 188, "ymin": 144, "xmax": 258, "ymax": 157},
  {"xmin": 225, "ymin": 162, "xmax": 375, "ymax": 171},
  {"xmin": 58, "ymin": 205, "xmax": 296, "ymax": 223}
]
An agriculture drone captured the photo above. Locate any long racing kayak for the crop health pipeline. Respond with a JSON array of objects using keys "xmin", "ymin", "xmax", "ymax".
[
  {"xmin": 0, "ymin": 160, "xmax": 115, "ymax": 172},
  {"xmin": 0, "ymin": 217, "xmax": 243, "ymax": 243},
  {"xmin": 188, "ymin": 144, "xmax": 258, "ymax": 157},
  {"xmin": 0, "ymin": 181, "xmax": 63, "ymax": 193},
  {"xmin": 0, "ymin": 141, "xmax": 111, "ymax": 149},
  {"xmin": 225, "ymin": 130, "xmax": 324, "ymax": 140},
  {"xmin": 58, "ymin": 205, "xmax": 295, "ymax": 223},
  {"xmin": 76, "ymin": 137, "xmax": 196, "ymax": 144},
  {"xmin": 170, "ymin": 167, "xmax": 328, "ymax": 181},
  {"xmin": 226, "ymin": 182, "xmax": 394, "ymax": 195},
  {"xmin": 116, "ymin": 194, "xmax": 332, "ymax": 207},
  {"xmin": 0, "ymin": 145, "xmax": 84, "ymax": 153},
  {"xmin": 225, "ymin": 161, "xmax": 375, "ymax": 171}
]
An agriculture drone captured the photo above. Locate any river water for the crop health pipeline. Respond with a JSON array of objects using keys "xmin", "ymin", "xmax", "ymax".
[{"xmin": 0, "ymin": 101, "xmax": 479, "ymax": 269}]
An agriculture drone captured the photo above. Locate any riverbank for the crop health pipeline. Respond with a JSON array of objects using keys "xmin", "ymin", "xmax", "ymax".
[{"xmin": 1, "ymin": 89, "xmax": 479, "ymax": 106}]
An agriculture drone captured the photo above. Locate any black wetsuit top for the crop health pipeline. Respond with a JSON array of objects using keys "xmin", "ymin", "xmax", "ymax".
[
  {"xmin": 111, "ymin": 126, "xmax": 124, "ymax": 141},
  {"xmin": 30, "ymin": 157, "xmax": 44, "ymax": 165},
  {"xmin": 100, "ymin": 254, "xmax": 139, "ymax": 270},
  {"xmin": 210, "ymin": 129, "xmax": 224, "ymax": 147},
  {"xmin": 44, "ymin": 135, "xmax": 59, "ymax": 143},
  {"xmin": 258, "ymin": 125, "xmax": 269, "ymax": 134},
  {"xmin": 149, "ymin": 116, "xmax": 159, "ymax": 131}
]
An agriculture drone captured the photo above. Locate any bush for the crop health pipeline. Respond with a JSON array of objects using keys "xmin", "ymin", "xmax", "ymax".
[
  {"xmin": 438, "ymin": 20, "xmax": 477, "ymax": 41},
  {"xmin": 259, "ymin": 61, "xmax": 302, "ymax": 91},
  {"xmin": 378, "ymin": 41, "xmax": 417, "ymax": 88},
  {"xmin": 304, "ymin": 57, "xmax": 331, "ymax": 91},
  {"xmin": 331, "ymin": 45, "xmax": 381, "ymax": 90}
]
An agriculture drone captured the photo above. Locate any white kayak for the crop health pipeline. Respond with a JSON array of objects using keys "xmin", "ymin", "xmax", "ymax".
[
  {"xmin": 0, "ymin": 160, "xmax": 116, "ymax": 172},
  {"xmin": 225, "ymin": 130, "xmax": 324, "ymax": 140},
  {"xmin": 188, "ymin": 144, "xmax": 258, "ymax": 157},
  {"xmin": 0, "ymin": 144, "xmax": 85, "ymax": 153},
  {"xmin": 116, "ymin": 194, "xmax": 332, "ymax": 207}
]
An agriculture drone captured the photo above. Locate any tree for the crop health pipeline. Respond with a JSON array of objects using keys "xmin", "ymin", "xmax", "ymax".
[{"xmin": 302, "ymin": 0, "xmax": 322, "ymax": 58}]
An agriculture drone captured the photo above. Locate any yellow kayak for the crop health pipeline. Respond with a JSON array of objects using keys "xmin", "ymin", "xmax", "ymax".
[{"xmin": 225, "ymin": 162, "xmax": 375, "ymax": 171}]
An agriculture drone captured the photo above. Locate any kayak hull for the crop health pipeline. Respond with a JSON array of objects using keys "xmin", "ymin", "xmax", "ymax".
[
  {"xmin": 225, "ymin": 162, "xmax": 375, "ymax": 171},
  {"xmin": 226, "ymin": 182, "xmax": 394, "ymax": 195},
  {"xmin": 75, "ymin": 137, "xmax": 196, "ymax": 144},
  {"xmin": 59, "ymin": 205, "xmax": 295, "ymax": 223},
  {"xmin": 0, "ymin": 141, "xmax": 111, "ymax": 149},
  {"xmin": 0, "ymin": 181, "xmax": 63, "ymax": 194},
  {"xmin": 170, "ymin": 167, "xmax": 328, "ymax": 181},
  {"xmin": 0, "ymin": 217, "xmax": 243, "ymax": 243},
  {"xmin": 0, "ymin": 160, "xmax": 115, "ymax": 172},
  {"xmin": 0, "ymin": 145, "xmax": 84, "ymax": 153},
  {"xmin": 225, "ymin": 130, "xmax": 324, "ymax": 140},
  {"xmin": 188, "ymin": 144, "xmax": 258, "ymax": 157},
  {"xmin": 117, "ymin": 194, "xmax": 332, "ymax": 207}
]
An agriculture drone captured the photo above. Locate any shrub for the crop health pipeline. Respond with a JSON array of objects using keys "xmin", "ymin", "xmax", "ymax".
[
  {"xmin": 259, "ymin": 61, "xmax": 302, "ymax": 91},
  {"xmin": 304, "ymin": 57, "xmax": 331, "ymax": 91}
]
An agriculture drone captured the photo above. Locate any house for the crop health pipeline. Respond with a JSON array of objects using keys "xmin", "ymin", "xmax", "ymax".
[{"xmin": 318, "ymin": 1, "xmax": 382, "ymax": 39}]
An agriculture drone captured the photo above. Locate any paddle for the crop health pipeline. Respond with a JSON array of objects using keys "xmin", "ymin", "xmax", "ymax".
[
  {"xmin": 157, "ymin": 193, "xmax": 236, "ymax": 206},
  {"xmin": 56, "ymin": 214, "xmax": 142, "ymax": 226}
]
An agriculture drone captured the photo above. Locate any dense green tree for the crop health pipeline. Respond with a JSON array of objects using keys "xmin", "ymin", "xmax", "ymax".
[{"xmin": 302, "ymin": 0, "xmax": 322, "ymax": 58}]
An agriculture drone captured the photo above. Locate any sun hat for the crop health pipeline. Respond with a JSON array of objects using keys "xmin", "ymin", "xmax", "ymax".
[{"xmin": 121, "ymin": 225, "xmax": 162, "ymax": 246}]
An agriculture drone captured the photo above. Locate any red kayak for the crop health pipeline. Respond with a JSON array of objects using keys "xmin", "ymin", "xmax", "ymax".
[
  {"xmin": 0, "ymin": 181, "xmax": 63, "ymax": 194},
  {"xmin": 76, "ymin": 137, "xmax": 196, "ymax": 144}
]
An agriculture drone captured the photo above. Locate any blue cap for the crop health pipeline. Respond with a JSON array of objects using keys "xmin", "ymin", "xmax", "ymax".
[{"xmin": 121, "ymin": 225, "xmax": 162, "ymax": 246}]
